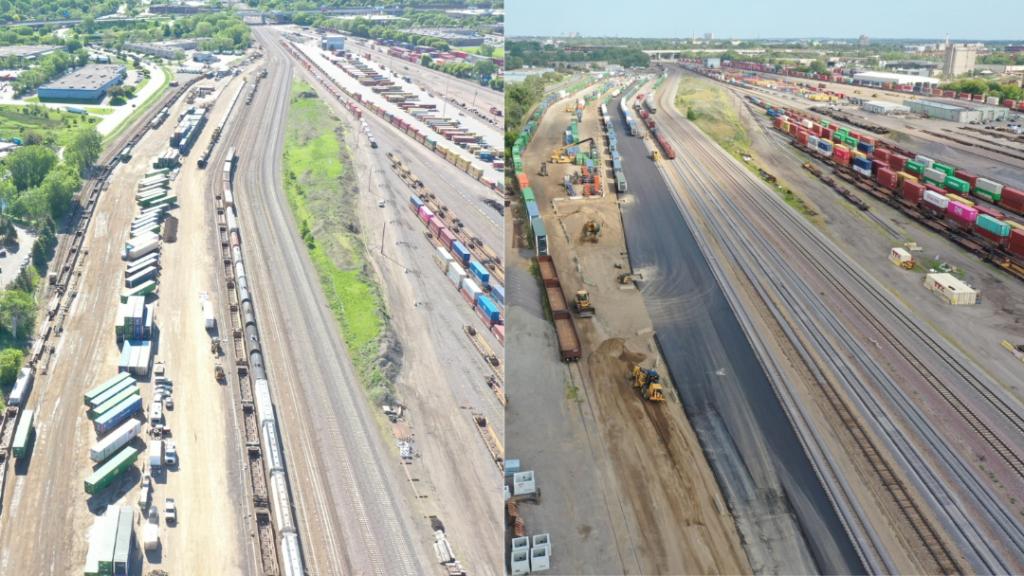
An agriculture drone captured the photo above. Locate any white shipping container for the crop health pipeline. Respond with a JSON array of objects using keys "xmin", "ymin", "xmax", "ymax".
[
  {"xmin": 924, "ymin": 272, "xmax": 978, "ymax": 305},
  {"xmin": 923, "ymin": 189, "xmax": 949, "ymax": 210},
  {"xmin": 986, "ymin": 96, "xmax": 1000, "ymax": 105},
  {"xmin": 91, "ymin": 419, "xmax": 142, "ymax": 462},
  {"xmin": 889, "ymin": 247, "xmax": 912, "ymax": 266},
  {"xmin": 923, "ymin": 167, "xmax": 946, "ymax": 183},
  {"xmin": 460, "ymin": 277, "xmax": 482, "ymax": 300},
  {"xmin": 125, "ymin": 238, "xmax": 160, "ymax": 261},
  {"xmin": 202, "ymin": 299, "xmax": 216, "ymax": 330},
  {"xmin": 434, "ymin": 246, "xmax": 453, "ymax": 272},
  {"xmin": 446, "ymin": 262, "xmax": 466, "ymax": 286},
  {"xmin": 914, "ymin": 154, "xmax": 934, "ymax": 169},
  {"xmin": 975, "ymin": 177, "xmax": 1003, "ymax": 197}
]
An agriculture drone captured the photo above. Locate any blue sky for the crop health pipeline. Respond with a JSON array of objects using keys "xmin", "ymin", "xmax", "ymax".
[{"xmin": 506, "ymin": 0, "xmax": 1024, "ymax": 40}]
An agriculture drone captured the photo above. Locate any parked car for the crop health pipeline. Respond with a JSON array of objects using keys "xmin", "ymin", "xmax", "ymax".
[
  {"xmin": 165, "ymin": 441, "xmax": 178, "ymax": 467},
  {"xmin": 165, "ymin": 498, "xmax": 177, "ymax": 525}
]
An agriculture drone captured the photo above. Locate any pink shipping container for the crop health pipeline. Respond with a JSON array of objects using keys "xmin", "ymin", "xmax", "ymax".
[
  {"xmin": 438, "ymin": 228, "xmax": 457, "ymax": 250},
  {"xmin": 946, "ymin": 201, "xmax": 979, "ymax": 226},
  {"xmin": 460, "ymin": 287, "xmax": 476, "ymax": 306},
  {"xmin": 491, "ymin": 324, "xmax": 504, "ymax": 345},
  {"xmin": 417, "ymin": 205, "xmax": 434, "ymax": 223},
  {"xmin": 873, "ymin": 148, "xmax": 890, "ymax": 163}
]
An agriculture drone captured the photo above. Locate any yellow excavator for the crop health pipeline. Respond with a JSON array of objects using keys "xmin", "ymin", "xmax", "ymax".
[
  {"xmin": 630, "ymin": 365, "xmax": 665, "ymax": 402},
  {"xmin": 550, "ymin": 137, "xmax": 594, "ymax": 164},
  {"xmin": 651, "ymin": 149, "xmax": 661, "ymax": 162},
  {"xmin": 582, "ymin": 219, "xmax": 601, "ymax": 242},
  {"xmin": 574, "ymin": 290, "xmax": 595, "ymax": 318}
]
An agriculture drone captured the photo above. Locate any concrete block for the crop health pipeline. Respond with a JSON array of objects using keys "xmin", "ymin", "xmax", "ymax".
[
  {"xmin": 511, "ymin": 549, "xmax": 530, "ymax": 575},
  {"xmin": 530, "ymin": 545, "xmax": 550, "ymax": 572}
]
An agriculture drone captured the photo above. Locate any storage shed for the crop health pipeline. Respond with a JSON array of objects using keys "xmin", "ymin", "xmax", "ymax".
[{"xmin": 924, "ymin": 272, "xmax": 978, "ymax": 305}]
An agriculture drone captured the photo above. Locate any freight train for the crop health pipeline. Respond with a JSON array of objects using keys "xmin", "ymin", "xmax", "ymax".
[
  {"xmin": 619, "ymin": 96, "xmax": 638, "ymax": 136},
  {"xmin": 537, "ymin": 255, "xmax": 582, "ymax": 361},
  {"xmin": 761, "ymin": 100, "xmax": 1024, "ymax": 265},
  {"xmin": 224, "ymin": 155, "xmax": 304, "ymax": 576}
]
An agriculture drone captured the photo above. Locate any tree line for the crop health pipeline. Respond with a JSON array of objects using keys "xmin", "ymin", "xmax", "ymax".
[
  {"xmin": 940, "ymin": 78, "xmax": 1024, "ymax": 102},
  {"xmin": 506, "ymin": 41, "xmax": 650, "ymax": 71}
]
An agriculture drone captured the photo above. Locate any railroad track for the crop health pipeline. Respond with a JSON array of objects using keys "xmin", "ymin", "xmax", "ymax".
[{"xmin": 657, "ymin": 94, "xmax": 1024, "ymax": 569}]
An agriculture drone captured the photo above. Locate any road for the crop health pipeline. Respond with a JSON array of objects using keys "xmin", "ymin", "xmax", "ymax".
[
  {"xmin": 609, "ymin": 83, "xmax": 855, "ymax": 573},
  {"xmin": 653, "ymin": 71, "xmax": 1024, "ymax": 572},
  {"xmin": 221, "ymin": 27, "xmax": 434, "ymax": 575}
]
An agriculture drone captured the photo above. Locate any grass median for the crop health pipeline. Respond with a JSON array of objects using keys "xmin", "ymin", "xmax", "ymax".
[{"xmin": 283, "ymin": 78, "xmax": 392, "ymax": 404}]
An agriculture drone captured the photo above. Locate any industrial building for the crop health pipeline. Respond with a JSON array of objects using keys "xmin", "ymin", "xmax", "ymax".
[
  {"xmin": 903, "ymin": 98, "xmax": 1009, "ymax": 123},
  {"xmin": 943, "ymin": 43, "xmax": 978, "ymax": 77},
  {"xmin": 852, "ymin": 71, "xmax": 939, "ymax": 91},
  {"xmin": 37, "ymin": 64, "xmax": 125, "ymax": 103},
  {"xmin": 408, "ymin": 28, "xmax": 485, "ymax": 47},
  {"xmin": 124, "ymin": 40, "xmax": 197, "ymax": 60},
  {"xmin": 861, "ymin": 100, "xmax": 909, "ymax": 115},
  {"xmin": 0, "ymin": 45, "xmax": 59, "ymax": 60},
  {"xmin": 704, "ymin": 57, "xmax": 721, "ymax": 69},
  {"xmin": 321, "ymin": 35, "xmax": 346, "ymax": 51}
]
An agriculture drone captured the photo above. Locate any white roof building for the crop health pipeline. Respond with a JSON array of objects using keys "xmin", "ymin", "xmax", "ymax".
[{"xmin": 853, "ymin": 71, "xmax": 940, "ymax": 87}]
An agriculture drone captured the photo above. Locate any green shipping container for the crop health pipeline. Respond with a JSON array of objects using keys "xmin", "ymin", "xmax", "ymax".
[
  {"xmin": 905, "ymin": 160, "xmax": 924, "ymax": 175},
  {"xmin": 88, "ymin": 376, "xmax": 136, "ymax": 409},
  {"xmin": 84, "ymin": 446, "xmax": 140, "ymax": 495},
  {"xmin": 89, "ymin": 389, "xmax": 139, "ymax": 420},
  {"xmin": 976, "ymin": 214, "xmax": 1011, "ymax": 237},
  {"xmin": 932, "ymin": 162, "xmax": 954, "ymax": 177},
  {"xmin": 973, "ymin": 187, "xmax": 1001, "ymax": 203},
  {"xmin": 12, "ymin": 409, "xmax": 34, "ymax": 459},
  {"xmin": 84, "ymin": 373, "xmax": 134, "ymax": 406},
  {"xmin": 944, "ymin": 176, "xmax": 970, "ymax": 194},
  {"xmin": 923, "ymin": 175, "xmax": 944, "ymax": 187},
  {"xmin": 522, "ymin": 188, "xmax": 535, "ymax": 203}
]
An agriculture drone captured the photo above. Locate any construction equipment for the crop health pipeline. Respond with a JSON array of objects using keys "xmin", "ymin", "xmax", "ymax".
[
  {"xmin": 582, "ymin": 220, "xmax": 601, "ymax": 242},
  {"xmin": 214, "ymin": 362, "xmax": 226, "ymax": 383},
  {"xmin": 573, "ymin": 290, "xmax": 595, "ymax": 318},
  {"xmin": 550, "ymin": 137, "xmax": 594, "ymax": 164},
  {"xmin": 539, "ymin": 162, "xmax": 548, "ymax": 176},
  {"xmin": 210, "ymin": 336, "xmax": 222, "ymax": 355},
  {"xmin": 630, "ymin": 365, "xmax": 665, "ymax": 402},
  {"xmin": 651, "ymin": 149, "xmax": 661, "ymax": 162}
]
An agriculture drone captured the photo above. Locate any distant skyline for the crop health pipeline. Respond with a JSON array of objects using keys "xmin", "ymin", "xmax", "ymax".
[{"xmin": 506, "ymin": 0, "xmax": 1024, "ymax": 41}]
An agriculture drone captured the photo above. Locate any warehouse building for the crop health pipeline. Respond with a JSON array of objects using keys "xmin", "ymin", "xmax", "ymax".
[
  {"xmin": 861, "ymin": 100, "xmax": 909, "ymax": 115},
  {"xmin": 37, "ymin": 64, "xmax": 125, "ymax": 103},
  {"xmin": 852, "ymin": 71, "xmax": 939, "ymax": 92},
  {"xmin": 321, "ymin": 35, "xmax": 346, "ymax": 51},
  {"xmin": 903, "ymin": 98, "xmax": 1009, "ymax": 123}
]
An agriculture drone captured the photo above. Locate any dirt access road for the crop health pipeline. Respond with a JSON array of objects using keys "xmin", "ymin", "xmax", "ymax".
[{"xmin": 510, "ymin": 83, "xmax": 750, "ymax": 574}]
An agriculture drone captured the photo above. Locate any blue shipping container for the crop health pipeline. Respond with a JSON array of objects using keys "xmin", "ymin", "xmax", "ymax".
[
  {"xmin": 525, "ymin": 200, "xmax": 540, "ymax": 220},
  {"xmin": 451, "ymin": 241, "xmax": 471, "ymax": 264},
  {"xmin": 817, "ymin": 140, "xmax": 833, "ymax": 152},
  {"xmin": 475, "ymin": 294, "xmax": 500, "ymax": 322},
  {"xmin": 410, "ymin": 195, "xmax": 424, "ymax": 209},
  {"xmin": 94, "ymin": 395, "xmax": 143, "ymax": 435},
  {"xmin": 490, "ymin": 284, "xmax": 505, "ymax": 307},
  {"xmin": 853, "ymin": 157, "xmax": 872, "ymax": 170},
  {"xmin": 469, "ymin": 260, "xmax": 490, "ymax": 286},
  {"xmin": 857, "ymin": 141, "xmax": 874, "ymax": 154}
]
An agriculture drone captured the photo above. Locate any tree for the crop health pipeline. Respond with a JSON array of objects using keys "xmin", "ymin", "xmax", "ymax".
[
  {"xmin": 0, "ymin": 348, "xmax": 23, "ymax": 389},
  {"xmin": 420, "ymin": 54, "xmax": 433, "ymax": 66},
  {"xmin": 5, "ymin": 145, "xmax": 57, "ymax": 191},
  {"xmin": 38, "ymin": 164, "xmax": 81, "ymax": 218},
  {"xmin": 687, "ymin": 107, "xmax": 697, "ymax": 121},
  {"xmin": 0, "ymin": 290, "xmax": 35, "ymax": 342},
  {"xmin": 479, "ymin": 44, "xmax": 494, "ymax": 57},
  {"xmin": 64, "ymin": 126, "xmax": 102, "ymax": 175}
]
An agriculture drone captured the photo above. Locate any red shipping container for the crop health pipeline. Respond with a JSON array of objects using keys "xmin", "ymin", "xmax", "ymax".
[
  {"xmin": 811, "ymin": 124, "xmax": 822, "ymax": 136},
  {"xmin": 428, "ymin": 216, "xmax": 443, "ymax": 236},
  {"xmin": 1004, "ymin": 99, "xmax": 1018, "ymax": 109},
  {"xmin": 877, "ymin": 167, "xmax": 898, "ymax": 190},
  {"xmin": 925, "ymin": 183, "xmax": 946, "ymax": 195},
  {"xmin": 822, "ymin": 127, "xmax": 834, "ymax": 140},
  {"xmin": 872, "ymin": 159, "xmax": 889, "ymax": 174},
  {"xmin": 438, "ymin": 227, "xmax": 456, "ymax": 250},
  {"xmin": 491, "ymin": 323, "xmax": 505, "ymax": 346},
  {"xmin": 902, "ymin": 180, "xmax": 924, "ymax": 204},
  {"xmin": 889, "ymin": 154, "xmax": 908, "ymax": 172},
  {"xmin": 974, "ymin": 205, "xmax": 1006, "ymax": 219},
  {"xmin": 953, "ymin": 169, "xmax": 978, "ymax": 190},
  {"xmin": 860, "ymin": 135, "xmax": 876, "ymax": 146},
  {"xmin": 517, "ymin": 173, "xmax": 530, "ymax": 190},
  {"xmin": 975, "ymin": 226, "xmax": 1007, "ymax": 246},
  {"xmin": 1007, "ymin": 229, "xmax": 1024, "ymax": 259},
  {"xmin": 773, "ymin": 117, "xmax": 784, "ymax": 129},
  {"xmin": 834, "ymin": 146, "xmax": 851, "ymax": 166},
  {"xmin": 797, "ymin": 130, "xmax": 809, "ymax": 145},
  {"xmin": 873, "ymin": 148, "xmax": 891, "ymax": 163},
  {"xmin": 1001, "ymin": 186, "xmax": 1024, "ymax": 214},
  {"xmin": 849, "ymin": 130, "xmax": 861, "ymax": 140}
]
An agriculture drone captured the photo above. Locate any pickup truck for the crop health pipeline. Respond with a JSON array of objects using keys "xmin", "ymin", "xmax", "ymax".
[{"xmin": 165, "ymin": 498, "xmax": 177, "ymax": 525}]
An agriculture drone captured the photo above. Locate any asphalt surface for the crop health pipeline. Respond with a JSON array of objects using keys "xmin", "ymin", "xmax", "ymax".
[
  {"xmin": 223, "ymin": 27, "xmax": 432, "ymax": 575},
  {"xmin": 609, "ymin": 96, "xmax": 862, "ymax": 573}
]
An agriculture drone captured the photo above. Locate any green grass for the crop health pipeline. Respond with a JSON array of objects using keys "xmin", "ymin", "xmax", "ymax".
[
  {"xmin": 462, "ymin": 45, "xmax": 504, "ymax": 59},
  {"xmin": 674, "ymin": 75, "xmax": 750, "ymax": 156},
  {"xmin": 102, "ymin": 65, "xmax": 172, "ymax": 147},
  {"xmin": 283, "ymin": 79, "xmax": 391, "ymax": 404},
  {"xmin": 0, "ymin": 104, "xmax": 99, "ymax": 142}
]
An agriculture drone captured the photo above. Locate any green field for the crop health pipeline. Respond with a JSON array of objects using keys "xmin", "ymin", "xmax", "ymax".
[
  {"xmin": 0, "ymin": 104, "xmax": 99, "ymax": 143},
  {"xmin": 463, "ymin": 44, "xmax": 503, "ymax": 59},
  {"xmin": 283, "ymin": 79, "xmax": 391, "ymax": 404},
  {"xmin": 674, "ymin": 75, "xmax": 750, "ymax": 156}
]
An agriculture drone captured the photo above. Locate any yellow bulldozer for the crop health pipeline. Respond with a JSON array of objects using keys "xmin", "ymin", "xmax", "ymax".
[
  {"xmin": 630, "ymin": 365, "xmax": 665, "ymax": 402},
  {"xmin": 550, "ymin": 137, "xmax": 594, "ymax": 164},
  {"xmin": 582, "ymin": 219, "xmax": 601, "ymax": 242},
  {"xmin": 574, "ymin": 290, "xmax": 595, "ymax": 318}
]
